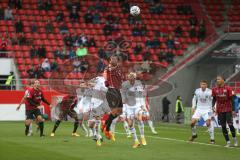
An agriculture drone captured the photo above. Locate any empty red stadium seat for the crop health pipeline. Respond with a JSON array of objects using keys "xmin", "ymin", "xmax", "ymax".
[
  {"xmin": 44, "ymin": 72, "xmax": 52, "ymax": 78},
  {"xmin": 18, "ymin": 65, "xmax": 25, "ymax": 71},
  {"xmin": 20, "ymin": 72, "xmax": 28, "ymax": 78},
  {"xmin": 22, "ymin": 79, "xmax": 29, "ymax": 85},
  {"xmin": 25, "ymin": 58, "xmax": 32, "ymax": 65},
  {"xmin": 39, "ymin": 79, "xmax": 49, "ymax": 85},
  {"xmin": 16, "ymin": 58, "xmax": 24, "ymax": 64}
]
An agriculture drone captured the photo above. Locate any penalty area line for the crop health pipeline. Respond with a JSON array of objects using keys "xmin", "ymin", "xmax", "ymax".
[{"xmin": 114, "ymin": 132, "xmax": 240, "ymax": 150}]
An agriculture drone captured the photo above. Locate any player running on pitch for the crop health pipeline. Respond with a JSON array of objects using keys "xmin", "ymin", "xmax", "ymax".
[
  {"xmin": 189, "ymin": 80, "xmax": 215, "ymax": 144},
  {"xmin": 16, "ymin": 80, "xmax": 36, "ymax": 136},
  {"xmin": 50, "ymin": 94, "xmax": 80, "ymax": 137},
  {"xmin": 24, "ymin": 80, "xmax": 51, "ymax": 137}
]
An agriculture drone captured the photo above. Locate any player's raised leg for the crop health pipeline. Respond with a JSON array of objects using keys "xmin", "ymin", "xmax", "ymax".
[
  {"xmin": 104, "ymin": 94, "xmax": 123, "ymax": 139},
  {"xmin": 110, "ymin": 116, "xmax": 119, "ymax": 141}
]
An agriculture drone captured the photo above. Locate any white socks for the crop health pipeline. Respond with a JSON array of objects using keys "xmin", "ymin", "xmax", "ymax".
[
  {"xmin": 80, "ymin": 121, "xmax": 89, "ymax": 136},
  {"xmin": 29, "ymin": 123, "xmax": 33, "ymax": 134},
  {"xmin": 130, "ymin": 126, "xmax": 138, "ymax": 141},
  {"xmin": 138, "ymin": 121, "xmax": 145, "ymax": 138},
  {"xmin": 148, "ymin": 120, "xmax": 155, "ymax": 131},
  {"xmin": 208, "ymin": 121, "xmax": 215, "ymax": 140},
  {"xmin": 123, "ymin": 120, "xmax": 131, "ymax": 135},
  {"xmin": 95, "ymin": 120, "xmax": 102, "ymax": 140}
]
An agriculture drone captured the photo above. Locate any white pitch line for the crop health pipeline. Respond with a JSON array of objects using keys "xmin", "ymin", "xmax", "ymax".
[
  {"xmin": 114, "ymin": 132, "xmax": 240, "ymax": 150},
  {"xmin": 151, "ymin": 125, "xmax": 224, "ymax": 135}
]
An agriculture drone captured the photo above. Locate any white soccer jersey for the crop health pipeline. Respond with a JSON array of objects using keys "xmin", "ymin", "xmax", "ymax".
[
  {"xmin": 121, "ymin": 80, "xmax": 146, "ymax": 108},
  {"xmin": 91, "ymin": 76, "xmax": 108, "ymax": 109},
  {"xmin": 76, "ymin": 88, "xmax": 92, "ymax": 113},
  {"xmin": 92, "ymin": 76, "xmax": 107, "ymax": 91},
  {"xmin": 192, "ymin": 88, "xmax": 212, "ymax": 110}
]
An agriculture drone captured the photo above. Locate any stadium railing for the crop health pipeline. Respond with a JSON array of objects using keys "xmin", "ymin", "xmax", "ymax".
[
  {"xmin": 226, "ymin": 81, "xmax": 240, "ymax": 92},
  {"xmin": 0, "ymin": 78, "xmax": 16, "ymax": 90},
  {"xmin": 225, "ymin": 22, "xmax": 240, "ymax": 33},
  {"xmin": 159, "ymin": 32, "xmax": 219, "ymax": 82}
]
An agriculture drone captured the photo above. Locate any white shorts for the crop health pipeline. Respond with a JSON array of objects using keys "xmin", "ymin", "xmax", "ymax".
[
  {"xmin": 89, "ymin": 103, "xmax": 111, "ymax": 120},
  {"xmin": 126, "ymin": 107, "xmax": 142, "ymax": 119},
  {"xmin": 80, "ymin": 97, "xmax": 92, "ymax": 113},
  {"xmin": 74, "ymin": 96, "xmax": 92, "ymax": 114},
  {"xmin": 192, "ymin": 109, "xmax": 213, "ymax": 121},
  {"xmin": 119, "ymin": 104, "xmax": 127, "ymax": 119}
]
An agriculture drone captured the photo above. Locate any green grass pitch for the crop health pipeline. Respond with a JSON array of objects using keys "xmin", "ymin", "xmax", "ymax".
[{"xmin": 0, "ymin": 121, "xmax": 239, "ymax": 160}]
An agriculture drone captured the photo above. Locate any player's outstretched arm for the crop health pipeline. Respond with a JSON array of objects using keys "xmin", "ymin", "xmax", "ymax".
[
  {"xmin": 212, "ymin": 97, "xmax": 216, "ymax": 112},
  {"xmin": 120, "ymin": 82, "xmax": 127, "ymax": 104},
  {"xmin": 16, "ymin": 97, "xmax": 25, "ymax": 111},
  {"xmin": 191, "ymin": 94, "xmax": 197, "ymax": 114},
  {"xmin": 16, "ymin": 92, "xmax": 29, "ymax": 111}
]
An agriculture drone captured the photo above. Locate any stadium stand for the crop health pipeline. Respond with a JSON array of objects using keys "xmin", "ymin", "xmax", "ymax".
[
  {"xmin": 0, "ymin": 0, "xmax": 215, "ymax": 90},
  {"xmin": 202, "ymin": 0, "xmax": 225, "ymax": 28},
  {"xmin": 226, "ymin": 0, "xmax": 240, "ymax": 32}
]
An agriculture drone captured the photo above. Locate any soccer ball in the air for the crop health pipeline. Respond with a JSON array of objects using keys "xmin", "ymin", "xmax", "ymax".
[{"xmin": 130, "ymin": 6, "xmax": 140, "ymax": 16}]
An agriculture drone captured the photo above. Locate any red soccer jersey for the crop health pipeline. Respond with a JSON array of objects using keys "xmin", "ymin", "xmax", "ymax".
[
  {"xmin": 60, "ymin": 95, "xmax": 77, "ymax": 110},
  {"xmin": 26, "ymin": 87, "xmax": 44, "ymax": 110},
  {"xmin": 105, "ymin": 65, "xmax": 124, "ymax": 89},
  {"xmin": 212, "ymin": 85, "xmax": 233, "ymax": 113}
]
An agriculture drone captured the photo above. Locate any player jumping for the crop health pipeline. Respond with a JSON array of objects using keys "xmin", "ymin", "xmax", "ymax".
[{"xmin": 102, "ymin": 55, "xmax": 125, "ymax": 139}]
